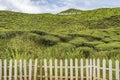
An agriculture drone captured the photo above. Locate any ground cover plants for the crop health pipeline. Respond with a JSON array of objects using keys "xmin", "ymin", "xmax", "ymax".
[{"xmin": 0, "ymin": 8, "xmax": 120, "ymax": 60}]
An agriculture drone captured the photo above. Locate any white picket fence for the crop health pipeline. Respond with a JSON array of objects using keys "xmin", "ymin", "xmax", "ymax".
[{"xmin": 0, "ymin": 59, "xmax": 120, "ymax": 80}]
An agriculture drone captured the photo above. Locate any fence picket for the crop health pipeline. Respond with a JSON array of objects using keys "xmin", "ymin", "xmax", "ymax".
[
  {"xmin": 97, "ymin": 59, "xmax": 100, "ymax": 79},
  {"xmin": 60, "ymin": 60, "xmax": 63, "ymax": 80},
  {"xmin": 29, "ymin": 59, "xmax": 32, "ymax": 80},
  {"xmin": 80, "ymin": 59, "xmax": 83, "ymax": 80},
  {"xmin": 19, "ymin": 59, "xmax": 22, "ymax": 80},
  {"xmin": 34, "ymin": 59, "xmax": 38, "ymax": 80},
  {"xmin": 86, "ymin": 59, "xmax": 89, "ymax": 80},
  {"xmin": 44, "ymin": 59, "xmax": 48, "ymax": 80},
  {"xmin": 9, "ymin": 60, "xmax": 12, "ymax": 80},
  {"xmin": 55, "ymin": 59, "xmax": 58, "ymax": 80},
  {"xmin": 40, "ymin": 60, "xmax": 42, "ymax": 80},
  {"xmin": 65, "ymin": 59, "xmax": 68, "ymax": 80},
  {"xmin": 90, "ymin": 59, "xmax": 92, "ymax": 80},
  {"xmin": 70, "ymin": 59, "xmax": 73, "ymax": 80},
  {"xmin": 103, "ymin": 59, "xmax": 106, "ymax": 80},
  {"xmin": 14, "ymin": 60, "xmax": 17, "ymax": 80},
  {"xmin": 93, "ymin": 59, "xmax": 96, "ymax": 80},
  {"xmin": 75, "ymin": 59, "xmax": 78, "ymax": 80},
  {"xmin": 49, "ymin": 59, "xmax": 52, "ymax": 80},
  {"xmin": 0, "ymin": 60, "xmax": 2, "ymax": 80},
  {"xmin": 116, "ymin": 60, "xmax": 119, "ymax": 80},
  {"xmin": 4, "ymin": 60, "xmax": 7, "ymax": 80},
  {"xmin": 109, "ymin": 60, "xmax": 112, "ymax": 80},
  {"xmin": 23, "ymin": 59, "xmax": 27, "ymax": 80}
]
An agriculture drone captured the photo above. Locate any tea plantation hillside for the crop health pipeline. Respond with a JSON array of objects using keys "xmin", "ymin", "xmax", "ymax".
[
  {"xmin": 59, "ymin": 8, "xmax": 83, "ymax": 13},
  {"xmin": 0, "ymin": 8, "xmax": 120, "ymax": 60}
]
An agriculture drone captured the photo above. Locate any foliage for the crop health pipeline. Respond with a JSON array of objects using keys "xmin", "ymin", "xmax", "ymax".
[{"xmin": 0, "ymin": 8, "xmax": 120, "ymax": 59}]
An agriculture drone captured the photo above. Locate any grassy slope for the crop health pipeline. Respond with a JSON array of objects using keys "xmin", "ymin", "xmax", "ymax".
[
  {"xmin": 60, "ymin": 8, "xmax": 83, "ymax": 13},
  {"xmin": 0, "ymin": 8, "xmax": 120, "ymax": 59}
]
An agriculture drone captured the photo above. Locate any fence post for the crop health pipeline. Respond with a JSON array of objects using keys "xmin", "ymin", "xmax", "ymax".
[
  {"xmin": 0, "ymin": 60, "xmax": 2, "ymax": 80},
  {"xmin": 4, "ymin": 59, "xmax": 7, "ymax": 80},
  {"xmin": 80, "ymin": 59, "xmax": 83, "ymax": 80},
  {"xmin": 23, "ymin": 59, "xmax": 27, "ymax": 80},
  {"xmin": 19, "ymin": 59, "xmax": 22, "ymax": 80},
  {"xmin": 49, "ymin": 59, "xmax": 52, "ymax": 80},
  {"xmin": 109, "ymin": 60, "xmax": 112, "ymax": 80},
  {"xmin": 44, "ymin": 59, "xmax": 48, "ymax": 80},
  {"xmin": 65, "ymin": 59, "xmax": 68, "ymax": 80},
  {"xmin": 55, "ymin": 59, "xmax": 58, "ymax": 80},
  {"xmin": 97, "ymin": 59, "xmax": 100, "ymax": 79},
  {"xmin": 70, "ymin": 59, "xmax": 73, "ymax": 80},
  {"xmin": 75, "ymin": 58, "xmax": 78, "ymax": 80},
  {"xmin": 60, "ymin": 59, "xmax": 63, "ymax": 80},
  {"xmin": 103, "ymin": 59, "xmax": 106, "ymax": 80},
  {"xmin": 34, "ymin": 59, "xmax": 38, "ymax": 80},
  {"xmin": 86, "ymin": 59, "xmax": 89, "ymax": 80},
  {"xmin": 29, "ymin": 59, "xmax": 32, "ymax": 80},
  {"xmin": 40, "ymin": 60, "xmax": 42, "ymax": 80},
  {"xmin": 9, "ymin": 59, "xmax": 12, "ymax": 80}
]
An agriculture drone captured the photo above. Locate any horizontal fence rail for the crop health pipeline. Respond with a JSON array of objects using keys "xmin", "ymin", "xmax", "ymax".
[{"xmin": 0, "ymin": 59, "xmax": 120, "ymax": 80}]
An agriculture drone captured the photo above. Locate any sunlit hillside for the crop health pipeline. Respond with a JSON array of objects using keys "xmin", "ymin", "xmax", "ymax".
[{"xmin": 0, "ymin": 8, "xmax": 120, "ymax": 59}]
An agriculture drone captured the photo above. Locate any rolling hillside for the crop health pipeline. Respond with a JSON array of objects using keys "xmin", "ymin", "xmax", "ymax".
[
  {"xmin": 59, "ymin": 8, "xmax": 83, "ymax": 13},
  {"xmin": 0, "ymin": 8, "xmax": 120, "ymax": 59}
]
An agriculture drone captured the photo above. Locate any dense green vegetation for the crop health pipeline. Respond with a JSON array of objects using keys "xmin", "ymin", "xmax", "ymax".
[
  {"xmin": 60, "ymin": 8, "xmax": 83, "ymax": 13},
  {"xmin": 0, "ymin": 8, "xmax": 120, "ymax": 60}
]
